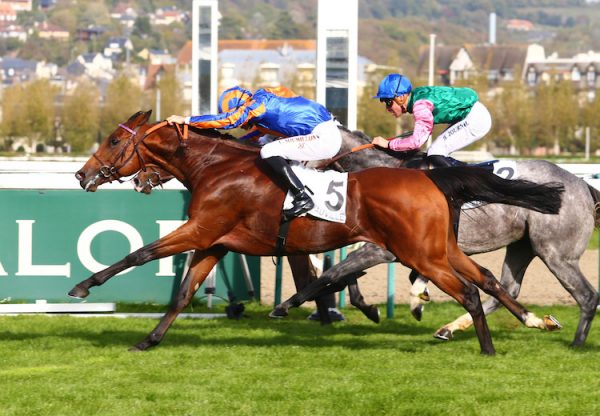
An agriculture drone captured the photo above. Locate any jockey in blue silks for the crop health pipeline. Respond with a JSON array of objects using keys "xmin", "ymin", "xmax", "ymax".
[{"xmin": 167, "ymin": 86, "xmax": 342, "ymax": 219}]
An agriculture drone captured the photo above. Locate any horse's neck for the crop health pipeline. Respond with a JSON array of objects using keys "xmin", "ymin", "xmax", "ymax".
[
  {"xmin": 146, "ymin": 126, "xmax": 259, "ymax": 189},
  {"xmin": 336, "ymin": 128, "xmax": 424, "ymax": 171}
]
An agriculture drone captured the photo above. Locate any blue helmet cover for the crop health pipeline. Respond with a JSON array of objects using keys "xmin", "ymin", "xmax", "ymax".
[{"xmin": 373, "ymin": 74, "xmax": 412, "ymax": 99}]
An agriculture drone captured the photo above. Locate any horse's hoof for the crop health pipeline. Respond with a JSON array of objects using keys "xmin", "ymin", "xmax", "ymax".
[
  {"xmin": 67, "ymin": 285, "xmax": 89, "ymax": 299},
  {"xmin": 411, "ymin": 304, "xmax": 424, "ymax": 321},
  {"xmin": 544, "ymin": 315, "xmax": 562, "ymax": 331},
  {"xmin": 269, "ymin": 306, "xmax": 288, "ymax": 319},
  {"xmin": 128, "ymin": 345, "xmax": 145, "ymax": 352},
  {"xmin": 433, "ymin": 327, "xmax": 453, "ymax": 341},
  {"xmin": 365, "ymin": 306, "xmax": 380, "ymax": 324}
]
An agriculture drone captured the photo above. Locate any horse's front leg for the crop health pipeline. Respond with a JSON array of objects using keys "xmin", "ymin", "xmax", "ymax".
[
  {"xmin": 131, "ymin": 247, "xmax": 227, "ymax": 352},
  {"xmin": 68, "ymin": 222, "xmax": 200, "ymax": 298}
]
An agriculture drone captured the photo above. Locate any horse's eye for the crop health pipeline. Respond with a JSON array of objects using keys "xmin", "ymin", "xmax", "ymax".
[{"xmin": 110, "ymin": 137, "xmax": 119, "ymax": 145}]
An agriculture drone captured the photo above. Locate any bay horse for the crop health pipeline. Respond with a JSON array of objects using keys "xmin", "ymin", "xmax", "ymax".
[
  {"xmin": 72, "ymin": 110, "xmax": 564, "ymax": 355},
  {"xmin": 132, "ymin": 164, "xmax": 376, "ymax": 323}
]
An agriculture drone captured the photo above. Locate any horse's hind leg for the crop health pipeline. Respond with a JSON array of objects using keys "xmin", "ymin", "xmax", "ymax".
[
  {"xmin": 408, "ymin": 270, "xmax": 430, "ymax": 321},
  {"xmin": 447, "ymin": 241, "xmax": 560, "ymax": 332},
  {"xmin": 287, "ymin": 255, "xmax": 333, "ymax": 325},
  {"xmin": 411, "ymin": 259, "xmax": 496, "ymax": 355},
  {"xmin": 347, "ymin": 277, "xmax": 380, "ymax": 323},
  {"xmin": 272, "ymin": 243, "xmax": 395, "ymax": 317},
  {"xmin": 436, "ymin": 240, "xmax": 534, "ymax": 340},
  {"xmin": 542, "ymin": 257, "xmax": 599, "ymax": 346},
  {"xmin": 131, "ymin": 247, "xmax": 227, "ymax": 351}
]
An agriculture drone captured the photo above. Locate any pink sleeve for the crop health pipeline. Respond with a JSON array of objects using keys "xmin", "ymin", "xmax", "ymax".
[{"xmin": 388, "ymin": 99, "xmax": 434, "ymax": 152}]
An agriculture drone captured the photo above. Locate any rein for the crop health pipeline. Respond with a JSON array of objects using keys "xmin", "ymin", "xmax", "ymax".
[
  {"xmin": 315, "ymin": 143, "xmax": 374, "ymax": 170},
  {"xmin": 92, "ymin": 121, "xmax": 169, "ymax": 182}
]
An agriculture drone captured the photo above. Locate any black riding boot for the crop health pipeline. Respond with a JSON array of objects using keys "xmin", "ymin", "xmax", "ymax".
[{"xmin": 264, "ymin": 156, "xmax": 314, "ymax": 219}]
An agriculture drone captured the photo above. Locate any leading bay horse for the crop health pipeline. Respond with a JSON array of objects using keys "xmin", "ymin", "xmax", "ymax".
[
  {"xmin": 132, "ymin": 161, "xmax": 379, "ymax": 324},
  {"xmin": 72, "ymin": 110, "xmax": 564, "ymax": 355}
]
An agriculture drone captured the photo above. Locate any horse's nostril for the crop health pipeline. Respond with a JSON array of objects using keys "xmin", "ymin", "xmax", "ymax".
[
  {"xmin": 75, "ymin": 171, "xmax": 84, "ymax": 181},
  {"xmin": 133, "ymin": 178, "xmax": 140, "ymax": 186}
]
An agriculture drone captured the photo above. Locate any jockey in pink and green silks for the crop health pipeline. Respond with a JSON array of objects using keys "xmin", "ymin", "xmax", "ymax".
[{"xmin": 371, "ymin": 73, "xmax": 492, "ymax": 167}]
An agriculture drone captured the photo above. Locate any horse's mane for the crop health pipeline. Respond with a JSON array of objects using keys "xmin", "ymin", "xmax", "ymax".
[{"xmin": 182, "ymin": 125, "xmax": 260, "ymax": 153}]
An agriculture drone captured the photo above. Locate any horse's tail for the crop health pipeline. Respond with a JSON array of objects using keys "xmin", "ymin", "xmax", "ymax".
[
  {"xmin": 426, "ymin": 166, "xmax": 564, "ymax": 214},
  {"xmin": 586, "ymin": 183, "xmax": 600, "ymax": 228}
]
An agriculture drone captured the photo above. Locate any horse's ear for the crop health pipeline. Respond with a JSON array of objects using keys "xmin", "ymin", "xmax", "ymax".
[
  {"xmin": 127, "ymin": 110, "xmax": 153, "ymax": 126},
  {"xmin": 142, "ymin": 109, "xmax": 152, "ymax": 123}
]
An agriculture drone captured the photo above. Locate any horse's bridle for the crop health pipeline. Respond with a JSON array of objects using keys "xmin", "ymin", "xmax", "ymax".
[{"xmin": 91, "ymin": 121, "xmax": 169, "ymax": 184}]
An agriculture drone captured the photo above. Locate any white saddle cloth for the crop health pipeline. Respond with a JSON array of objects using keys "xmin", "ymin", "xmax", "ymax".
[{"xmin": 283, "ymin": 164, "xmax": 348, "ymax": 223}]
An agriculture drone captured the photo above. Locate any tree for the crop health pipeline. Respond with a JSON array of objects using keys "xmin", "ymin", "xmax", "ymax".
[
  {"xmin": 101, "ymin": 73, "xmax": 145, "ymax": 137},
  {"xmin": 24, "ymin": 80, "xmax": 57, "ymax": 147},
  {"xmin": 62, "ymin": 81, "xmax": 101, "ymax": 153},
  {"xmin": 357, "ymin": 71, "xmax": 398, "ymax": 137},
  {"xmin": 154, "ymin": 69, "xmax": 186, "ymax": 121},
  {"xmin": 0, "ymin": 80, "xmax": 56, "ymax": 150},
  {"xmin": 0, "ymin": 84, "xmax": 27, "ymax": 140}
]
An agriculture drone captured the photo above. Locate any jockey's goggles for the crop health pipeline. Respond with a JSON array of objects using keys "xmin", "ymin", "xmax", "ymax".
[{"xmin": 380, "ymin": 98, "xmax": 395, "ymax": 108}]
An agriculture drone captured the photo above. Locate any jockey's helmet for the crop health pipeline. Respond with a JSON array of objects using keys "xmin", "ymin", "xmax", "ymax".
[
  {"xmin": 218, "ymin": 86, "xmax": 253, "ymax": 113},
  {"xmin": 373, "ymin": 74, "xmax": 412, "ymax": 99}
]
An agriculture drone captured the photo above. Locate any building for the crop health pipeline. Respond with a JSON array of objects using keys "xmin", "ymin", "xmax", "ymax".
[
  {"xmin": 103, "ymin": 37, "xmax": 134, "ymax": 60},
  {"xmin": 0, "ymin": 56, "xmax": 37, "ymax": 84},
  {"xmin": 506, "ymin": 19, "xmax": 534, "ymax": 31},
  {"xmin": 151, "ymin": 7, "xmax": 186, "ymax": 26},
  {"xmin": 0, "ymin": 3, "xmax": 16, "ymax": 22},
  {"xmin": 0, "ymin": 22, "xmax": 26, "ymax": 41},
  {"xmin": 68, "ymin": 53, "xmax": 113, "ymax": 82},
  {"xmin": 36, "ymin": 21, "xmax": 69, "ymax": 41},
  {"xmin": 523, "ymin": 46, "xmax": 600, "ymax": 95},
  {"xmin": 0, "ymin": 0, "xmax": 31, "ymax": 12},
  {"xmin": 417, "ymin": 44, "xmax": 528, "ymax": 85},
  {"xmin": 110, "ymin": 3, "xmax": 138, "ymax": 28}
]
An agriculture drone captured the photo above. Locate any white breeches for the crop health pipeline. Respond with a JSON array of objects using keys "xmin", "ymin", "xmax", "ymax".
[
  {"xmin": 427, "ymin": 101, "xmax": 492, "ymax": 157},
  {"xmin": 260, "ymin": 119, "xmax": 342, "ymax": 161}
]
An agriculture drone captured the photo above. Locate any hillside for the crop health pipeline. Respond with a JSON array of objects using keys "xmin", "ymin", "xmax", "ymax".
[{"xmin": 6, "ymin": 0, "xmax": 600, "ymax": 75}]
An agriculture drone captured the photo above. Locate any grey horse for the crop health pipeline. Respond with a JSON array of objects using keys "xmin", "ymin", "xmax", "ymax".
[{"xmin": 284, "ymin": 127, "xmax": 600, "ymax": 347}]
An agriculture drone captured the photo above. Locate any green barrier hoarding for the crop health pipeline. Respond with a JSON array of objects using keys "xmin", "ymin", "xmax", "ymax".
[{"xmin": 0, "ymin": 189, "xmax": 260, "ymax": 304}]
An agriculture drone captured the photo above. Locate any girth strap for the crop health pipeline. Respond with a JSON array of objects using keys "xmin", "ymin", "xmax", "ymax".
[{"xmin": 275, "ymin": 218, "xmax": 291, "ymax": 258}]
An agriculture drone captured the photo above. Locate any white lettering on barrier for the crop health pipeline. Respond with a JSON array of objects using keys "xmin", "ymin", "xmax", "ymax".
[
  {"xmin": 1, "ymin": 219, "xmax": 188, "ymax": 278},
  {"xmin": 77, "ymin": 220, "xmax": 144, "ymax": 276},
  {"xmin": 15, "ymin": 220, "xmax": 71, "ymax": 277},
  {"xmin": 156, "ymin": 220, "xmax": 186, "ymax": 276}
]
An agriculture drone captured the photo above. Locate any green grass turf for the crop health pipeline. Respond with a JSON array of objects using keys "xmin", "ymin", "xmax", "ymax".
[{"xmin": 0, "ymin": 302, "xmax": 599, "ymax": 416}]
